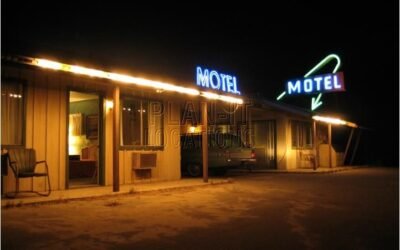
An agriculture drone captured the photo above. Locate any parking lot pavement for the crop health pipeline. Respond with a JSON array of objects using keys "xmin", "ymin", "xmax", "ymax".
[{"xmin": 2, "ymin": 167, "xmax": 398, "ymax": 250}]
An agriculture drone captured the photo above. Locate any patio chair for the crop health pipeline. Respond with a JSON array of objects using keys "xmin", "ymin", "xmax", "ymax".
[{"xmin": 6, "ymin": 148, "xmax": 51, "ymax": 197}]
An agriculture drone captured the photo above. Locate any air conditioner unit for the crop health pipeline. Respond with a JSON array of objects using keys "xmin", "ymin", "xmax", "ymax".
[{"xmin": 132, "ymin": 152, "xmax": 157, "ymax": 170}]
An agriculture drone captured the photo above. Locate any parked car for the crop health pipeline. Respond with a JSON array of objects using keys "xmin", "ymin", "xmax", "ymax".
[{"xmin": 180, "ymin": 133, "xmax": 256, "ymax": 177}]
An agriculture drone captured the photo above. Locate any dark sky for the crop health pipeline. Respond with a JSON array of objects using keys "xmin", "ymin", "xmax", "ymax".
[{"xmin": 2, "ymin": 1, "xmax": 399, "ymax": 165}]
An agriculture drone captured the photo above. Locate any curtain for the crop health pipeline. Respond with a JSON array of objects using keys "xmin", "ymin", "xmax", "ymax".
[
  {"xmin": 1, "ymin": 82, "xmax": 24, "ymax": 145},
  {"xmin": 69, "ymin": 113, "xmax": 82, "ymax": 136}
]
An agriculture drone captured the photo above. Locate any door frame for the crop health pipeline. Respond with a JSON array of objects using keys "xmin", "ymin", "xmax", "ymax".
[
  {"xmin": 252, "ymin": 119, "xmax": 277, "ymax": 169},
  {"xmin": 66, "ymin": 89, "xmax": 105, "ymax": 189}
]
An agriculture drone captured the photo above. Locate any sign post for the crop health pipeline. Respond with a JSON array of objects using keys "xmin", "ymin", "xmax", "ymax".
[{"xmin": 202, "ymin": 102, "xmax": 208, "ymax": 183}]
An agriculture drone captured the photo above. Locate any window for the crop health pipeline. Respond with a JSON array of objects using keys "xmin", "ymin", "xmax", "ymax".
[
  {"xmin": 121, "ymin": 98, "xmax": 163, "ymax": 147},
  {"xmin": 1, "ymin": 81, "xmax": 24, "ymax": 146},
  {"xmin": 291, "ymin": 120, "xmax": 312, "ymax": 148}
]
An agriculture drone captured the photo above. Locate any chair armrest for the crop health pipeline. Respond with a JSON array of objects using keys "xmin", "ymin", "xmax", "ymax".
[{"xmin": 35, "ymin": 161, "xmax": 49, "ymax": 174}]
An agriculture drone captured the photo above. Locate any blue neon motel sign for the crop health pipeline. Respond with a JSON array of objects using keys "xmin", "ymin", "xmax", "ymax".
[
  {"xmin": 286, "ymin": 72, "xmax": 345, "ymax": 95},
  {"xmin": 196, "ymin": 66, "xmax": 241, "ymax": 95}
]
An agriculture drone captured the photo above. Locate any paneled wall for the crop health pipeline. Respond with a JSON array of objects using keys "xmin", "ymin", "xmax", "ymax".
[
  {"xmin": 3, "ymin": 67, "xmax": 68, "ymax": 192},
  {"xmin": 2, "ymin": 63, "xmax": 318, "ymax": 196},
  {"xmin": 2, "ymin": 66, "xmax": 113, "ymax": 193}
]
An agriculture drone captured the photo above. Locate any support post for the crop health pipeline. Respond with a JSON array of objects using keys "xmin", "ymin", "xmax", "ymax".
[
  {"xmin": 328, "ymin": 123, "xmax": 332, "ymax": 168},
  {"xmin": 113, "ymin": 86, "xmax": 120, "ymax": 192},
  {"xmin": 201, "ymin": 102, "xmax": 208, "ymax": 183},
  {"xmin": 343, "ymin": 128, "xmax": 355, "ymax": 165},
  {"xmin": 350, "ymin": 130, "xmax": 362, "ymax": 165},
  {"xmin": 313, "ymin": 121, "xmax": 318, "ymax": 170}
]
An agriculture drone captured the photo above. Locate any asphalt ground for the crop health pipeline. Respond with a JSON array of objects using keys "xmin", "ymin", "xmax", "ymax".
[{"xmin": 2, "ymin": 167, "xmax": 398, "ymax": 250}]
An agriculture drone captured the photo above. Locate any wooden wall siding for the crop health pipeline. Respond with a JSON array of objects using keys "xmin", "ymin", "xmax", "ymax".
[
  {"xmin": 285, "ymin": 115, "xmax": 315, "ymax": 170},
  {"xmin": 157, "ymin": 125, "xmax": 181, "ymax": 181},
  {"xmin": 58, "ymin": 80, "xmax": 67, "ymax": 190},
  {"xmin": 319, "ymin": 144, "xmax": 344, "ymax": 167},
  {"xmin": 3, "ymin": 65, "xmax": 185, "ymax": 192},
  {"xmin": 276, "ymin": 116, "xmax": 288, "ymax": 170},
  {"xmin": 3, "ymin": 69, "xmax": 68, "ymax": 193},
  {"xmin": 32, "ymin": 75, "xmax": 48, "ymax": 191},
  {"xmin": 119, "ymin": 150, "xmax": 125, "ymax": 184},
  {"xmin": 153, "ymin": 100, "xmax": 181, "ymax": 181},
  {"xmin": 263, "ymin": 112, "xmax": 316, "ymax": 170},
  {"xmin": 121, "ymin": 150, "xmax": 129, "ymax": 184},
  {"xmin": 285, "ymin": 117, "xmax": 298, "ymax": 169},
  {"xmin": 248, "ymin": 107, "xmax": 314, "ymax": 170},
  {"xmin": 46, "ymin": 83, "xmax": 61, "ymax": 190}
]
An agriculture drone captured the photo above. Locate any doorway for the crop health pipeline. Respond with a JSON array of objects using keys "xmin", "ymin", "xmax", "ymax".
[
  {"xmin": 68, "ymin": 91, "xmax": 102, "ymax": 188},
  {"xmin": 252, "ymin": 120, "xmax": 277, "ymax": 169}
]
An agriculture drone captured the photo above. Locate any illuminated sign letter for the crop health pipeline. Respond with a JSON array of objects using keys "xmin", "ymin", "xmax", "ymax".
[
  {"xmin": 196, "ymin": 67, "xmax": 209, "ymax": 88},
  {"xmin": 226, "ymin": 75, "xmax": 234, "ymax": 93},
  {"xmin": 288, "ymin": 80, "xmax": 301, "ymax": 94},
  {"xmin": 314, "ymin": 77, "xmax": 323, "ymax": 91},
  {"xmin": 232, "ymin": 77, "xmax": 240, "ymax": 94},
  {"xmin": 304, "ymin": 79, "xmax": 313, "ymax": 93},
  {"xmin": 333, "ymin": 74, "xmax": 341, "ymax": 88},
  {"xmin": 209, "ymin": 70, "xmax": 221, "ymax": 89},
  {"xmin": 324, "ymin": 75, "xmax": 332, "ymax": 90}
]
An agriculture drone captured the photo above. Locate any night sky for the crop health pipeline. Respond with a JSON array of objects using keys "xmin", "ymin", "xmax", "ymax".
[{"xmin": 3, "ymin": 1, "xmax": 399, "ymax": 166}]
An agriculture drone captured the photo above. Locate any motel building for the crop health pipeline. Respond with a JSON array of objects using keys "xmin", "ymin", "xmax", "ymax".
[{"xmin": 1, "ymin": 55, "xmax": 360, "ymax": 196}]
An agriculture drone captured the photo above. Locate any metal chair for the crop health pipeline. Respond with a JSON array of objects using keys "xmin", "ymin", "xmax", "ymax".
[{"xmin": 7, "ymin": 148, "xmax": 51, "ymax": 197}]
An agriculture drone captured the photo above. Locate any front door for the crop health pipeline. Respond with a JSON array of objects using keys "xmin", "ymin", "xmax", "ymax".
[
  {"xmin": 67, "ymin": 91, "xmax": 103, "ymax": 188},
  {"xmin": 252, "ymin": 120, "xmax": 277, "ymax": 169}
]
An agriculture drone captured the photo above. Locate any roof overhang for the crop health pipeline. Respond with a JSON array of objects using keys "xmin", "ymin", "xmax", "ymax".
[
  {"xmin": 2, "ymin": 55, "xmax": 244, "ymax": 104},
  {"xmin": 312, "ymin": 115, "xmax": 358, "ymax": 128}
]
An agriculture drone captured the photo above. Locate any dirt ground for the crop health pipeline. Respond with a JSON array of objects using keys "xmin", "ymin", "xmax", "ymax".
[{"xmin": 2, "ymin": 167, "xmax": 398, "ymax": 250}]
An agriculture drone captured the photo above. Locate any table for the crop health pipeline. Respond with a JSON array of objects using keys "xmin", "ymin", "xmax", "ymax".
[{"xmin": 1, "ymin": 153, "xmax": 9, "ymax": 196}]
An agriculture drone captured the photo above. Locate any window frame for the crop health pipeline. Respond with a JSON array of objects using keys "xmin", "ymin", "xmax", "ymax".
[
  {"xmin": 291, "ymin": 120, "xmax": 313, "ymax": 149},
  {"xmin": 120, "ymin": 96, "xmax": 164, "ymax": 150}
]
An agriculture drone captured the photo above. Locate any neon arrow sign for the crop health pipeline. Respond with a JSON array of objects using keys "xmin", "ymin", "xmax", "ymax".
[{"xmin": 276, "ymin": 54, "xmax": 342, "ymax": 111}]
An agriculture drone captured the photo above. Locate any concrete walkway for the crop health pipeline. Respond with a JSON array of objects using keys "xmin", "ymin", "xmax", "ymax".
[
  {"xmin": 2, "ymin": 166, "xmax": 359, "ymax": 208},
  {"xmin": 1, "ymin": 178, "xmax": 231, "ymax": 208},
  {"xmin": 231, "ymin": 166, "xmax": 360, "ymax": 174}
]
